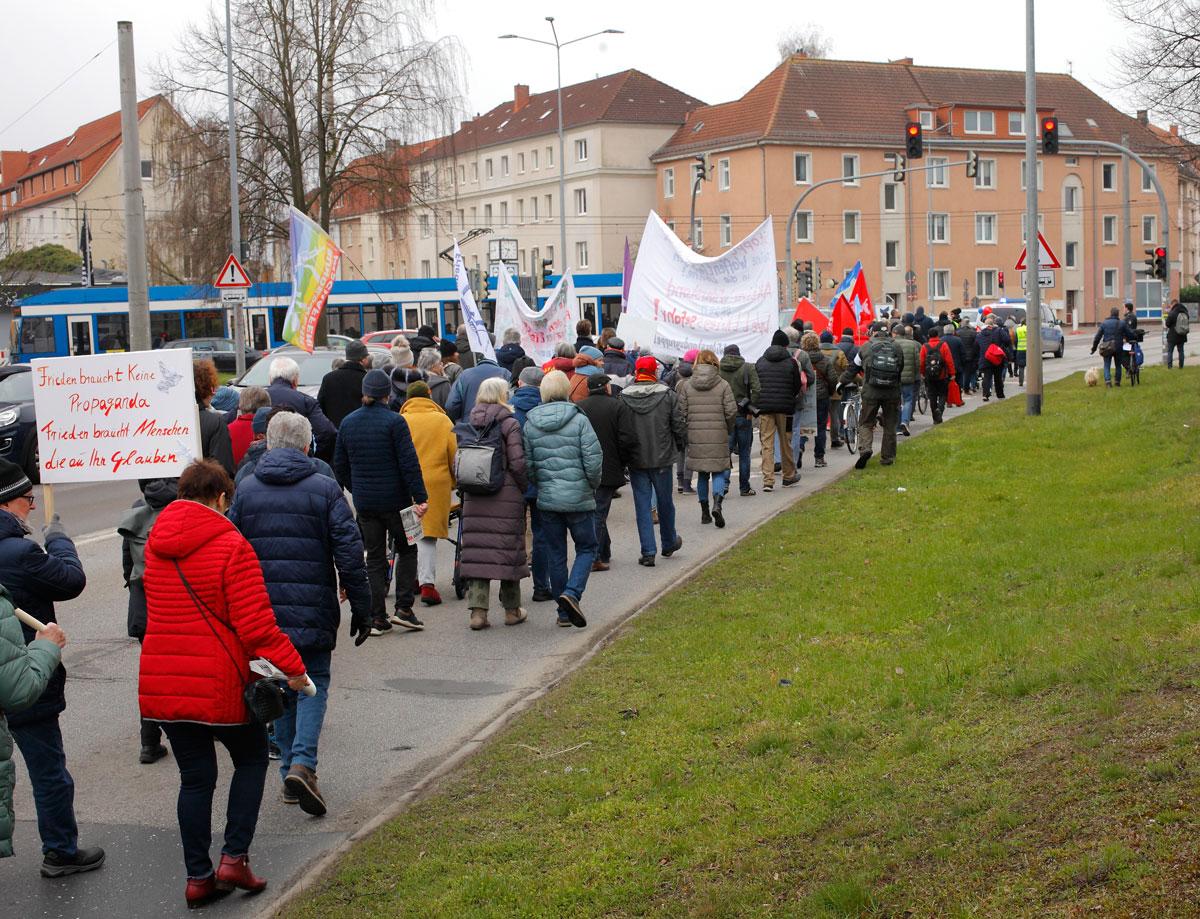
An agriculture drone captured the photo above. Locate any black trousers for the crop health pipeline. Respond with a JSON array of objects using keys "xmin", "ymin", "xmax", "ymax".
[
  {"xmin": 980, "ymin": 362, "xmax": 1006, "ymax": 399},
  {"xmin": 358, "ymin": 508, "xmax": 417, "ymax": 615},
  {"xmin": 928, "ymin": 380, "xmax": 949, "ymax": 421}
]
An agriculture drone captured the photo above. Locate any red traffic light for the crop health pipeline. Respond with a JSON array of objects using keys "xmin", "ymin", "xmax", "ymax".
[
  {"xmin": 1155, "ymin": 247, "xmax": 1166, "ymax": 258},
  {"xmin": 1042, "ymin": 117, "xmax": 1057, "ymax": 132},
  {"xmin": 907, "ymin": 124, "xmax": 920, "ymax": 136}
]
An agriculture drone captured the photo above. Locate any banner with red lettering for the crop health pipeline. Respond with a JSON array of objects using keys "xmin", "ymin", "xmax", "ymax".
[
  {"xmin": 30, "ymin": 349, "xmax": 202, "ymax": 483},
  {"xmin": 616, "ymin": 212, "xmax": 778, "ymax": 360}
]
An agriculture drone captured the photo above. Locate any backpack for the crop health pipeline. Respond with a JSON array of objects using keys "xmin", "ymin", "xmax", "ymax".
[
  {"xmin": 923, "ymin": 342, "xmax": 947, "ymax": 382},
  {"xmin": 865, "ymin": 339, "xmax": 902, "ymax": 388},
  {"xmin": 453, "ymin": 417, "xmax": 508, "ymax": 495},
  {"xmin": 1176, "ymin": 310, "xmax": 1191, "ymax": 337}
]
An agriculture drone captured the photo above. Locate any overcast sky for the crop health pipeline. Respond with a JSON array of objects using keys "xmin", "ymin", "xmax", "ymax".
[{"xmin": 0, "ymin": 0, "xmax": 1147, "ymax": 152}]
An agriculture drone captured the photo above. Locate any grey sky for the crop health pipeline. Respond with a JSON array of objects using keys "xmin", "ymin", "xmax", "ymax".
[{"xmin": 0, "ymin": 0, "xmax": 1146, "ymax": 153}]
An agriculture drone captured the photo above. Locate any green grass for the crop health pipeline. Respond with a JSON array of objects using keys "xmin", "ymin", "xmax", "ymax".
[{"xmin": 286, "ymin": 367, "xmax": 1200, "ymax": 917}]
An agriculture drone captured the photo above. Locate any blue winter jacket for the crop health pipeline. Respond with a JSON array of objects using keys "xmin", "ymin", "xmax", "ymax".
[
  {"xmin": 445, "ymin": 359, "xmax": 511, "ymax": 422},
  {"xmin": 0, "ymin": 510, "xmax": 86, "ymax": 728},
  {"xmin": 510, "ymin": 385, "xmax": 543, "ymax": 499},
  {"xmin": 1092, "ymin": 317, "xmax": 1135, "ymax": 351},
  {"xmin": 267, "ymin": 380, "xmax": 337, "ymax": 460},
  {"xmin": 229, "ymin": 448, "xmax": 372, "ymax": 650},
  {"xmin": 334, "ymin": 402, "xmax": 428, "ymax": 513},
  {"xmin": 522, "ymin": 401, "xmax": 603, "ymax": 513}
]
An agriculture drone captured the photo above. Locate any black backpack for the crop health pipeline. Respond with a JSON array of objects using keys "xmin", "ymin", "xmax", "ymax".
[
  {"xmin": 865, "ymin": 339, "xmax": 902, "ymax": 388},
  {"xmin": 453, "ymin": 417, "xmax": 508, "ymax": 495},
  {"xmin": 923, "ymin": 342, "xmax": 946, "ymax": 382}
]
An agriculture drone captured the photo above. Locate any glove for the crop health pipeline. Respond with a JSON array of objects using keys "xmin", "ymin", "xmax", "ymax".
[
  {"xmin": 1090, "ymin": 348, "xmax": 1096, "ymax": 355},
  {"xmin": 350, "ymin": 614, "xmax": 371, "ymax": 647},
  {"xmin": 42, "ymin": 514, "xmax": 67, "ymax": 543}
]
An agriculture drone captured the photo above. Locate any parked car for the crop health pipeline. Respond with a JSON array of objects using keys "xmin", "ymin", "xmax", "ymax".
[
  {"xmin": 360, "ymin": 329, "xmax": 418, "ymax": 347},
  {"xmin": 164, "ymin": 337, "xmax": 262, "ymax": 373},
  {"xmin": 987, "ymin": 303, "xmax": 1066, "ymax": 358},
  {"xmin": 231, "ymin": 344, "xmax": 390, "ymax": 396},
  {"xmin": 0, "ymin": 366, "xmax": 37, "ymax": 482}
]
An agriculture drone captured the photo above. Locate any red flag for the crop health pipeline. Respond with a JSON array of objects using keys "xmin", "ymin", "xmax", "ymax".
[
  {"xmin": 791, "ymin": 297, "xmax": 829, "ymax": 335},
  {"xmin": 850, "ymin": 270, "xmax": 875, "ymax": 328},
  {"xmin": 831, "ymin": 297, "xmax": 856, "ymax": 344}
]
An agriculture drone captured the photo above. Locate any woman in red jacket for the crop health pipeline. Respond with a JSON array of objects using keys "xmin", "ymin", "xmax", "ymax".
[{"xmin": 139, "ymin": 459, "xmax": 307, "ymax": 909}]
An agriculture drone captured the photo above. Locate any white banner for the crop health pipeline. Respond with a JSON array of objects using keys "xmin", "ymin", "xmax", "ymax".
[
  {"xmin": 31, "ymin": 349, "xmax": 201, "ymax": 483},
  {"xmin": 493, "ymin": 264, "xmax": 578, "ymax": 367},
  {"xmin": 453, "ymin": 240, "xmax": 497, "ymax": 363},
  {"xmin": 616, "ymin": 212, "xmax": 779, "ymax": 360}
]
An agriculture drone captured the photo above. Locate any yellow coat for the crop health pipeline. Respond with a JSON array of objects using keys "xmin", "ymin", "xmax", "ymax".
[{"xmin": 399, "ymin": 397, "xmax": 457, "ymax": 539}]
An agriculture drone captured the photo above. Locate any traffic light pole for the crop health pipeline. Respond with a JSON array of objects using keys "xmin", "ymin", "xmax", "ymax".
[{"xmin": 1024, "ymin": 0, "xmax": 1043, "ymax": 416}]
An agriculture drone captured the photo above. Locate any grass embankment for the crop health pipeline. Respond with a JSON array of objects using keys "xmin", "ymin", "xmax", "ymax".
[{"xmin": 288, "ymin": 368, "xmax": 1200, "ymax": 917}]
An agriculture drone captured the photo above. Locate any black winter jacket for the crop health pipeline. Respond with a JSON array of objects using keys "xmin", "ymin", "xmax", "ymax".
[
  {"xmin": 578, "ymin": 391, "xmax": 638, "ymax": 489},
  {"xmin": 496, "ymin": 343, "xmax": 527, "ymax": 375},
  {"xmin": 198, "ymin": 406, "xmax": 235, "ymax": 476},
  {"xmin": 944, "ymin": 333, "xmax": 966, "ymax": 373},
  {"xmin": 1167, "ymin": 303, "xmax": 1190, "ymax": 344},
  {"xmin": 754, "ymin": 346, "xmax": 802, "ymax": 414},
  {"xmin": 333, "ymin": 402, "xmax": 428, "ymax": 513},
  {"xmin": 956, "ymin": 324, "xmax": 979, "ymax": 361},
  {"xmin": 267, "ymin": 381, "xmax": 337, "ymax": 461},
  {"xmin": 317, "ymin": 362, "xmax": 368, "ymax": 428},
  {"xmin": 619, "ymin": 382, "xmax": 685, "ymax": 469}
]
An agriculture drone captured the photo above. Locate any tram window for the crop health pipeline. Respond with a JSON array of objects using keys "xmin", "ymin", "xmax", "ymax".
[
  {"xmin": 151, "ymin": 313, "xmax": 182, "ymax": 344},
  {"xmin": 96, "ymin": 314, "xmax": 130, "ymax": 352},
  {"xmin": 361, "ymin": 305, "xmax": 398, "ymax": 333},
  {"xmin": 184, "ymin": 310, "xmax": 224, "ymax": 338},
  {"xmin": 19, "ymin": 317, "xmax": 56, "ymax": 353}
]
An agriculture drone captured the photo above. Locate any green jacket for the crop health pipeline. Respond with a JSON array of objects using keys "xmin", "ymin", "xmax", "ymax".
[
  {"xmin": 894, "ymin": 337, "xmax": 920, "ymax": 385},
  {"xmin": 840, "ymin": 332, "xmax": 903, "ymax": 403},
  {"xmin": 0, "ymin": 587, "xmax": 61, "ymax": 857},
  {"xmin": 718, "ymin": 354, "xmax": 762, "ymax": 415}
]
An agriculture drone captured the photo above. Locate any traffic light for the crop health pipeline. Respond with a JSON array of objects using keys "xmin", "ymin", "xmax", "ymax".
[
  {"xmin": 1041, "ymin": 116, "xmax": 1059, "ymax": 155},
  {"xmin": 966, "ymin": 149, "xmax": 979, "ymax": 178},
  {"xmin": 812, "ymin": 259, "xmax": 822, "ymax": 294},
  {"xmin": 998, "ymin": 270, "xmax": 1005, "ymax": 290},
  {"xmin": 1144, "ymin": 248, "xmax": 1158, "ymax": 278},
  {"xmin": 892, "ymin": 152, "xmax": 907, "ymax": 183},
  {"xmin": 1154, "ymin": 246, "xmax": 1168, "ymax": 280},
  {"xmin": 905, "ymin": 121, "xmax": 923, "ymax": 160},
  {"xmin": 540, "ymin": 258, "xmax": 553, "ymax": 288},
  {"xmin": 795, "ymin": 260, "xmax": 812, "ymax": 297}
]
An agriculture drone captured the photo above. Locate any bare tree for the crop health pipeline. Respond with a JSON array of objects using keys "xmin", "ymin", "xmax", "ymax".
[
  {"xmin": 776, "ymin": 24, "xmax": 832, "ymax": 62},
  {"xmin": 1114, "ymin": 0, "xmax": 1200, "ymax": 135}
]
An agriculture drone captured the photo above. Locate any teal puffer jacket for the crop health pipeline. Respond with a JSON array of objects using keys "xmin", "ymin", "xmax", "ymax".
[
  {"xmin": 523, "ymin": 401, "xmax": 603, "ymax": 513},
  {"xmin": 0, "ymin": 587, "xmax": 61, "ymax": 857}
]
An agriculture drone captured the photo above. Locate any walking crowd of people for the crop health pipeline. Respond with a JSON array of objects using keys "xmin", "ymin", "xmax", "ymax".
[{"xmin": 0, "ymin": 302, "xmax": 1189, "ymax": 907}]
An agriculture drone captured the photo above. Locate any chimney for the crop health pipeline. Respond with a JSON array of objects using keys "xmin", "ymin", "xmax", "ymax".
[
  {"xmin": 1137, "ymin": 109, "xmax": 1149, "ymax": 125},
  {"xmin": 891, "ymin": 57, "xmax": 914, "ymax": 66},
  {"xmin": 513, "ymin": 84, "xmax": 530, "ymax": 113},
  {"xmin": 1171, "ymin": 124, "xmax": 1180, "ymax": 136}
]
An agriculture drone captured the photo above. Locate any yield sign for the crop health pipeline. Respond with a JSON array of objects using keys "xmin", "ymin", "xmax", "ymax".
[
  {"xmin": 1015, "ymin": 232, "xmax": 1061, "ymax": 270},
  {"xmin": 214, "ymin": 253, "xmax": 252, "ymax": 288}
]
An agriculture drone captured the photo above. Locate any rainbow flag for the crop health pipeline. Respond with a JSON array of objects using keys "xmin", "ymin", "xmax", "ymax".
[{"xmin": 283, "ymin": 206, "xmax": 341, "ymax": 352}]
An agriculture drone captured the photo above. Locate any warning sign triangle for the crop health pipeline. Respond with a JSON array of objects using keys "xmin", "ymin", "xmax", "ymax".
[
  {"xmin": 1015, "ymin": 232, "xmax": 1061, "ymax": 271},
  {"xmin": 214, "ymin": 253, "xmax": 252, "ymax": 288}
]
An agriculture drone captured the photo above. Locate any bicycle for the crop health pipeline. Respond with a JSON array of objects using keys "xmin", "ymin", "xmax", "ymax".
[
  {"xmin": 916, "ymin": 378, "xmax": 929, "ymax": 415},
  {"xmin": 839, "ymin": 384, "xmax": 862, "ymax": 454}
]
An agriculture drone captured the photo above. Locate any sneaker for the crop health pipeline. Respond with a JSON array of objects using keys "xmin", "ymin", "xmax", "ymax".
[
  {"xmin": 781, "ymin": 475, "xmax": 800, "ymax": 488},
  {"xmin": 638, "ymin": 555, "xmax": 655, "ymax": 567},
  {"xmin": 419, "ymin": 584, "xmax": 442, "ymax": 606},
  {"xmin": 774, "ymin": 462, "xmax": 782, "ymax": 473},
  {"xmin": 281, "ymin": 787, "xmax": 299, "ymax": 805},
  {"xmin": 390, "ymin": 610, "xmax": 424, "ymax": 631},
  {"xmin": 469, "ymin": 608, "xmax": 490, "ymax": 630},
  {"xmin": 854, "ymin": 450, "xmax": 873, "ymax": 470},
  {"xmin": 900, "ymin": 423, "xmax": 911, "ymax": 437},
  {"xmin": 661, "ymin": 535, "xmax": 683, "ymax": 558},
  {"xmin": 268, "ymin": 739, "xmax": 282, "ymax": 761},
  {"xmin": 532, "ymin": 587, "xmax": 554, "ymax": 602},
  {"xmin": 740, "ymin": 488, "xmax": 756, "ymax": 497},
  {"xmin": 681, "ymin": 485, "xmax": 696, "ymax": 495},
  {"xmin": 557, "ymin": 594, "xmax": 587, "ymax": 628},
  {"xmin": 139, "ymin": 743, "xmax": 168, "ymax": 764},
  {"xmin": 762, "ymin": 483, "xmax": 774, "ymax": 492},
  {"xmin": 370, "ymin": 617, "xmax": 393, "ymax": 635},
  {"xmin": 815, "ymin": 457, "xmax": 827, "ymax": 468},
  {"xmin": 41, "ymin": 846, "xmax": 106, "ymax": 878},
  {"xmin": 557, "ymin": 615, "xmax": 573, "ymax": 627},
  {"xmin": 283, "ymin": 764, "xmax": 327, "ymax": 817},
  {"xmin": 880, "ymin": 459, "xmax": 895, "ymax": 466}
]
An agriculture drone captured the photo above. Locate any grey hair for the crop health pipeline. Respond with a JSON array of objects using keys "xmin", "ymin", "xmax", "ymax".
[
  {"xmin": 371, "ymin": 351, "xmax": 390, "ymax": 369},
  {"xmin": 540, "ymin": 369, "xmax": 571, "ymax": 403},
  {"xmin": 903, "ymin": 325, "xmax": 914, "ymax": 338},
  {"xmin": 390, "ymin": 334, "xmax": 410, "ymax": 350},
  {"xmin": 553, "ymin": 342, "xmax": 576, "ymax": 358},
  {"xmin": 944, "ymin": 325, "xmax": 956, "ymax": 336},
  {"xmin": 784, "ymin": 326, "xmax": 801, "ymax": 345},
  {"xmin": 331, "ymin": 357, "xmax": 345, "ymax": 371},
  {"xmin": 266, "ymin": 411, "xmax": 312, "ymax": 452},
  {"xmin": 268, "ymin": 356, "xmax": 300, "ymax": 384},
  {"xmin": 502, "ymin": 327, "xmax": 522, "ymax": 345},
  {"xmin": 416, "ymin": 348, "xmax": 441, "ymax": 372},
  {"xmin": 475, "ymin": 377, "xmax": 511, "ymax": 410},
  {"xmin": 238, "ymin": 386, "xmax": 270, "ymax": 414},
  {"xmin": 456, "ymin": 324, "xmax": 468, "ymax": 337}
]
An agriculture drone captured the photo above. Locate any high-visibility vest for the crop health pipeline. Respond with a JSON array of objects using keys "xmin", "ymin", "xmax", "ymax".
[{"xmin": 1015, "ymin": 324, "xmax": 1028, "ymax": 353}]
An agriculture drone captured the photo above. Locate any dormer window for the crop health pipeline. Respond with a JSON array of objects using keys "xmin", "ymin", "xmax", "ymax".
[
  {"xmin": 918, "ymin": 110, "xmax": 934, "ymax": 129},
  {"xmin": 963, "ymin": 110, "xmax": 995, "ymax": 134}
]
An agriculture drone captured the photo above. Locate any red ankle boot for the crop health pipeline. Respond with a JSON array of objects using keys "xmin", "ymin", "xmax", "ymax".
[
  {"xmin": 420, "ymin": 583, "xmax": 442, "ymax": 606},
  {"xmin": 214, "ymin": 853, "xmax": 267, "ymax": 893},
  {"xmin": 186, "ymin": 875, "xmax": 231, "ymax": 909}
]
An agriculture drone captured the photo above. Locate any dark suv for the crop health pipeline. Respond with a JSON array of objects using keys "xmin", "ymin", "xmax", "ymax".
[
  {"xmin": 164, "ymin": 338, "xmax": 262, "ymax": 373},
  {"xmin": 0, "ymin": 366, "xmax": 37, "ymax": 482}
]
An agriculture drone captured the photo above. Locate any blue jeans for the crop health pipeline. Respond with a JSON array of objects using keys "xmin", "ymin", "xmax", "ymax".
[
  {"xmin": 790, "ymin": 409, "xmax": 804, "ymax": 460},
  {"xmin": 898, "ymin": 383, "xmax": 916, "ymax": 430},
  {"xmin": 630, "ymin": 467, "xmax": 679, "ymax": 557},
  {"xmin": 696, "ymin": 470, "xmax": 730, "ymax": 502},
  {"xmin": 10, "ymin": 716, "xmax": 78, "ymax": 856},
  {"xmin": 729, "ymin": 417, "xmax": 754, "ymax": 493},
  {"xmin": 1102, "ymin": 352, "xmax": 1124, "ymax": 383},
  {"xmin": 815, "ymin": 397, "xmax": 829, "ymax": 458},
  {"xmin": 274, "ymin": 648, "xmax": 331, "ymax": 779},
  {"xmin": 528, "ymin": 501, "xmax": 551, "ymax": 592},
  {"xmin": 593, "ymin": 486, "xmax": 616, "ymax": 562},
  {"xmin": 540, "ymin": 509, "xmax": 598, "ymax": 601}
]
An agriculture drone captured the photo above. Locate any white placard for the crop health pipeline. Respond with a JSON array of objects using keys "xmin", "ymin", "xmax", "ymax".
[
  {"xmin": 616, "ymin": 212, "xmax": 778, "ymax": 361},
  {"xmin": 30, "ymin": 349, "xmax": 202, "ymax": 483},
  {"xmin": 492, "ymin": 264, "xmax": 578, "ymax": 366}
]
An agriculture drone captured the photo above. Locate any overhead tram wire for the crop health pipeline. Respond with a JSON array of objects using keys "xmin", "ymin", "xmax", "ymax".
[{"xmin": 0, "ymin": 40, "xmax": 117, "ymax": 139}]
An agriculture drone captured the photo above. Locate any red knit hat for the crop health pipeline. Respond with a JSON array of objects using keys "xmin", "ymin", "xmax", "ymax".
[{"xmin": 634, "ymin": 355, "xmax": 659, "ymax": 381}]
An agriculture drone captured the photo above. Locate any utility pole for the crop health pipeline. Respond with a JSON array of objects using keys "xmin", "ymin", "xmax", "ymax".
[
  {"xmin": 1121, "ymin": 132, "xmax": 1133, "ymax": 309},
  {"xmin": 1023, "ymin": 0, "xmax": 1043, "ymax": 415},
  {"xmin": 117, "ymin": 21, "xmax": 150, "ymax": 353},
  {"xmin": 225, "ymin": 0, "xmax": 247, "ymax": 376}
]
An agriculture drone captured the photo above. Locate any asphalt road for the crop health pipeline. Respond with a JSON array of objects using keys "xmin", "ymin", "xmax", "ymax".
[{"xmin": 2, "ymin": 339, "xmax": 1118, "ymax": 916}]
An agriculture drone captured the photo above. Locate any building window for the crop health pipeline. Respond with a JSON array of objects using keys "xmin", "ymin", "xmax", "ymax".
[
  {"xmin": 544, "ymin": 194, "xmax": 553, "ymax": 218},
  {"xmin": 471, "ymin": 162, "xmax": 479, "ymax": 181},
  {"xmin": 547, "ymin": 145, "xmax": 554, "ymax": 167},
  {"xmin": 458, "ymin": 164, "xmax": 465, "ymax": 184},
  {"xmin": 975, "ymin": 213, "xmax": 996, "ymax": 243},
  {"xmin": 575, "ymin": 241, "xmax": 589, "ymax": 268},
  {"xmin": 975, "ymin": 158, "xmax": 996, "ymax": 189},
  {"xmin": 469, "ymin": 206, "xmax": 477, "ymax": 226},
  {"xmin": 574, "ymin": 187, "xmax": 588, "ymax": 215},
  {"xmin": 419, "ymin": 214, "xmax": 430, "ymax": 238},
  {"xmin": 517, "ymin": 199, "xmax": 525, "ymax": 223},
  {"xmin": 531, "ymin": 197, "xmax": 539, "ymax": 221},
  {"xmin": 964, "ymin": 110, "xmax": 995, "ymax": 134},
  {"xmin": 919, "ymin": 110, "xmax": 934, "ymax": 129},
  {"xmin": 885, "ymin": 240, "xmax": 899, "ymax": 269},
  {"xmin": 794, "ymin": 152, "xmax": 811, "ymax": 184},
  {"xmin": 977, "ymin": 269, "xmax": 997, "ymax": 297},
  {"xmin": 883, "ymin": 183, "xmax": 897, "ymax": 212},
  {"xmin": 842, "ymin": 154, "xmax": 859, "ymax": 185},
  {"xmin": 1103, "ymin": 215, "xmax": 1117, "ymax": 244},
  {"xmin": 484, "ymin": 204, "xmax": 493, "ymax": 225},
  {"xmin": 720, "ymin": 214, "xmax": 732, "ymax": 247},
  {"xmin": 1103, "ymin": 268, "xmax": 1118, "ymax": 297},
  {"xmin": 421, "ymin": 259, "xmax": 432, "ymax": 278},
  {"xmin": 1009, "ymin": 111, "xmax": 1025, "ymax": 135},
  {"xmin": 795, "ymin": 211, "xmax": 813, "ymax": 243},
  {"xmin": 1142, "ymin": 164, "xmax": 1156, "ymax": 192},
  {"xmin": 927, "ymin": 157, "xmax": 948, "ymax": 188},
  {"xmin": 1142, "ymin": 214, "xmax": 1157, "ymax": 243},
  {"xmin": 499, "ymin": 201, "xmax": 508, "ymax": 224},
  {"xmin": 517, "ymin": 152, "xmax": 525, "ymax": 173},
  {"xmin": 532, "ymin": 149, "xmax": 539, "ymax": 170},
  {"xmin": 1065, "ymin": 241, "xmax": 1078, "ymax": 268},
  {"xmin": 843, "ymin": 211, "xmax": 861, "ymax": 243},
  {"xmin": 140, "ymin": 159, "xmax": 153, "ymax": 179},
  {"xmin": 694, "ymin": 218, "xmax": 704, "ymax": 249},
  {"xmin": 1102, "ymin": 162, "xmax": 1116, "ymax": 191},
  {"xmin": 485, "ymin": 158, "xmax": 494, "ymax": 179},
  {"xmin": 1020, "ymin": 159, "xmax": 1044, "ymax": 190},
  {"xmin": 501, "ymin": 156, "xmax": 509, "ymax": 177},
  {"xmin": 717, "ymin": 157, "xmax": 730, "ymax": 191},
  {"xmin": 928, "ymin": 213, "xmax": 949, "ymax": 243},
  {"xmin": 1064, "ymin": 185, "xmax": 1080, "ymax": 213},
  {"xmin": 664, "ymin": 167, "xmax": 675, "ymax": 198},
  {"xmin": 930, "ymin": 270, "xmax": 950, "ymax": 300},
  {"xmin": 575, "ymin": 138, "xmax": 588, "ymax": 162}
]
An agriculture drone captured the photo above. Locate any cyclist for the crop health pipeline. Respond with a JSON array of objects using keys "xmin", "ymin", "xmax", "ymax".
[{"xmin": 839, "ymin": 323, "xmax": 903, "ymax": 469}]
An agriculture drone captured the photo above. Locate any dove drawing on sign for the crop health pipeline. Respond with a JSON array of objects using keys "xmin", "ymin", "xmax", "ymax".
[{"xmin": 157, "ymin": 362, "xmax": 183, "ymax": 393}]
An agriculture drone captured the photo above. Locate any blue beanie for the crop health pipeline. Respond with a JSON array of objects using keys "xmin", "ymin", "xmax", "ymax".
[
  {"xmin": 819, "ymin": 330, "xmax": 833, "ymax": 343},
  {"xmin": 211, "ymin": 386, "xmax": 239, "ymax": 413}
]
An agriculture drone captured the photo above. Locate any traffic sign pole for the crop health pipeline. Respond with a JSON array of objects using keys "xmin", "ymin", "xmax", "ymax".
[{"xmin": 1024, "ymin": 0, "xmax": 1043, "ymax": 415}]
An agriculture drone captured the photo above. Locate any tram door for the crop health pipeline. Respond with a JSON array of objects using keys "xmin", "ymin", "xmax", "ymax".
[
  {"xmin": 247, "ymin": 308, "xmax": 270, "ymax": 351},
  {"xmin": 68, "ymin": 316, "xmax": 94, "ymax": 356}
]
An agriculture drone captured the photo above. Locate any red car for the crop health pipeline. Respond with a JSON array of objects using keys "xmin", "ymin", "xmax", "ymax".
[{"xmin": 360, "ymin": 329, "xmax": 418, "ymax": 347}]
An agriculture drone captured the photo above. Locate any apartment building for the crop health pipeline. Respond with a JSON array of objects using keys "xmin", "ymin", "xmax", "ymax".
[
  {"xmin": 404, "ymin": 70, "xmax": 703, "ymax": 281},
  {"xmin": 652, "ymin": 55, "xmax": 1200, "ymax": 323}
]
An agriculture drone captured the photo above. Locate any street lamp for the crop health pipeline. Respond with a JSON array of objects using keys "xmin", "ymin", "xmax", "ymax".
[{"xmin": 499, "ymin": 19, "xmax": 623, "ymax": 277}]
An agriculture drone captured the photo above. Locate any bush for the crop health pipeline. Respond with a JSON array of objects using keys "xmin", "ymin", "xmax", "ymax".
[
  {"xmin": 0, "ymin": 243, "xmax": 82, "ymax": 275},
  {"xmin": 1176, "ymin": 285, "xmax": 1200, "ymax": 304}
]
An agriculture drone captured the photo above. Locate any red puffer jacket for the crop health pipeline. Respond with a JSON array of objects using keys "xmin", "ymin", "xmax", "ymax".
[{"xmin": 138, "ymin": 499, "xmax": 304, "ymax": 726}]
